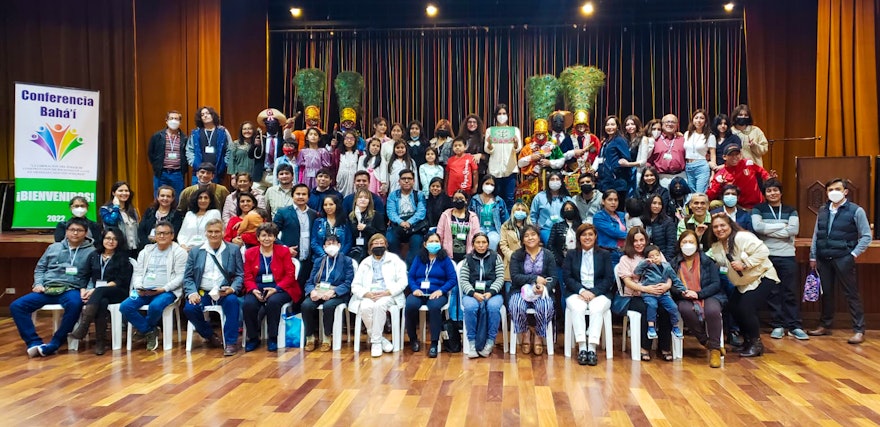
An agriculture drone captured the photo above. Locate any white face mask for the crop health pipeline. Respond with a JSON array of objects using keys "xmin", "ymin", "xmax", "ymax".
[
  {"xmin": 548, "ymin": 181, "xmax": 562, "ymax": 191},
  {"xmin": 71, "ymin": 207, "xmax": 88, "ymax": 218},
  {"xmin": 167, "ymin": 119, "xmax": 181, "ymax": 130},
  {"xmin": 828, "ymin": 190, "xmax": 845, "ymax": 204},
  {"xmin": 497, "ymin": 114, "xmax": 508, "ymax": 125},
  {"xmin": 324, "ymin": 245, "xmax": 340, "ymax": 257},
  {"xmin": 681, "ymin": 243, "xmax": 698, "ymax": 257},
  {"xmin": 482, "ymin": 184, "xmax": 495, "ymax": 194},
  {"xmin": 651, "ymin": 129, "xmax": 661, "ymax": 139}
]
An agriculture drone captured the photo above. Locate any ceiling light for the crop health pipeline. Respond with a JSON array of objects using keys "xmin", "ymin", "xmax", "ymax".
[
  {"xmin": 581, "ymin": 2, "xmax": 594, "ymax": 16},
  {"xmin": 724, "ymin": 2, "xmax": 734, "ymax": 12},
  {"xmin": 289, "ymin": 7, "xmax": 302, "ymax": 18},
  {"xmin": 426, "ymin": 4, "xmax": 438, "ymax": 17}
]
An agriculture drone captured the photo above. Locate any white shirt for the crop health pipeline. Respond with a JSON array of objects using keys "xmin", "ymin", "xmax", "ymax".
[
  {"xmin": 683, "ymin": 131, "xmax": 717, "ymax": 160},
  {"xmin": 199, "ymin": 242, "xmax": 227, "ymax": 291},
  {"xmin": 580, "ymin": 249, "xmax": 595, "ymax": 289}
]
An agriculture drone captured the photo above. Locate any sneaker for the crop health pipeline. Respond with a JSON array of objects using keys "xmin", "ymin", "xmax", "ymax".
[
  {"xmin": 145, "ymin": 329, "xmax": 159, "ymax": 351},
  {"xmin": 245, "ymin": 339, "xmax": 260, "ymax": 352},
  {"xmin": 267, "ymin": 341, "xmax": 278, "ymax": 352},
  {"xmin": 672, "ymin": 327, "xmax": 684, "ymax": 338},
  {"xmin": 467, "ymin": 341, "xmax": 478, "ymax": 359},
  {"xmin": 223, "ymin": 344, "xmax": 238, "ymax": 356},
  {"xmin": 381, "ymin": 338, "xmax": 394, "ymax": 353},
  {"xmin": 27, "ymin": 345, "xmax": 42, "ymax": 358},
  {"xmin": 770, "ymin": 327, "xmax": 785, "ymax": 339},
  {"xmin": 478, "ymin": 342, "xmax": 494, "ymax": 357},
  {"xmin": 788, "ymin": 328, "xmax": 810, "ymax": 340},
  {"xmin": 371, "ymin": 343, "xmax": 383, "ymax": 357},
  {"xmin": 647, "ymin": 327, "xmax": 658, "ymax": 339}
]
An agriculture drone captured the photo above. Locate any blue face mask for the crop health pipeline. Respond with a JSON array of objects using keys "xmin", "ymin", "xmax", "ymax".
[
  {"xmin": 723, "ymin": 194, "xmax": 738, "ymax": 208},
  {"xmin": 513, "ymin": 211, "xmax": 527, "ymax": 220},
  {"xmin": 426, "ymin": 242, "xmax": 442, "ymax": 254}
]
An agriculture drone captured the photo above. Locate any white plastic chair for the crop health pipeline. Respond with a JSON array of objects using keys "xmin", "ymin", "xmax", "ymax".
[
  {"xmin": 125, "ymin": 298, "xmax": 182, "ymax": 351},
  {"xmin": 615, "ymin": 267, "xmax": 684, "ymax": 361},
  {"xmin": 186, "ymin": 302, "xmax": 229, "ymax": 351},
  {"xmin": 510, "ymin": 307, "xmax": 554, "ymax": 355},
  {"xmin": 401, "ymin": 292, "xmax": 451, "ymax": 354},
  {"xmin": 107, "ymin": 258, "xmax": 139, "ymax": 350},
  {"xmin": 671, "ymin": 316, "xmax": 724, "ymax": 360},
  {"xmin": 563, "ymin": 302, "xmax": 614, "ymax": 359},
  {"xmin": 458, "ymin": 261, "xmax": 509, "ymax": 355},
  {"xmin": 269, "ymin": 257, "xmax": 303, "ymax": 349},
  {"xmin": 32, "ymin": 304, "xmax": 80, "ymax": 351}
]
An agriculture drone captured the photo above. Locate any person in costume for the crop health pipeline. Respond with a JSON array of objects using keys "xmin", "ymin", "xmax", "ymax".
[
  {"xmin": 333, "ymin": 71, "xmax": 366, "ymax": 152},
  {"xmin": 289, "ymin": 68, "xmax": 327, "ymax": 150},
  {"xmin": 251, "ymin": 108, "xmax": 288, "ymax": 190},
  {"xmin": 517, "ymin": 75, "xmax": 565, "ymax": 206},
  {"xmin": 558, "ymin": 65, "xmax": 606, "ymax": 193}
]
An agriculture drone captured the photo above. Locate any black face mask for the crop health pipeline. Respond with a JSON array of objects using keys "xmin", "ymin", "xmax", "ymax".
[
  {"xmin": 452, "ymin": 199, "xmax": 467, "ymax": 209},
  {"xmin": 265, "ymin": 119, "xmax": 281, "ymax": 135},
  {"xmin": 437, "ymin": 130, "xmax": 450, "ymax": 138},
  {"xmin": 371, "ymin": 246, "xmax": 386, "ymax": 257},
  {"xmin": 562, "ymin": 210, "xmax": 579, "ymax": 221},
  {"xmin": 551, "ymin": 116, "xmax": 566, "ymax": 132},
  {"xmin": 733, "ymin": 116, "xmax": 752, "ymax": 126},
  {"xmin": 580, "ymin": 184, "xmax": 594, "ymax": 195}
]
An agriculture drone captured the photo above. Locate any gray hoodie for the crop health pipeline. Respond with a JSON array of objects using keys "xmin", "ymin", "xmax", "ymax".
[{"xmin": 34, "ymin": 238, "xmax": 95, "ymax": 289}]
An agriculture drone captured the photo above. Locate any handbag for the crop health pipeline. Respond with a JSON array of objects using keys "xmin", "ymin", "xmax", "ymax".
[
  {"xmin": 284, "ymin": 313, "xmax": 302, "ymax": 348},
  {"xmin": 803, "ymin": 269, "xmax": 821, "ymax": 302}
]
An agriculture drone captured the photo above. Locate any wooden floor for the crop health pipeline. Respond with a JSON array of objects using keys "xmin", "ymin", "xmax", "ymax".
[{"xmin": 1, "ymin": 318, "xmax": 879, "ymax": 426}]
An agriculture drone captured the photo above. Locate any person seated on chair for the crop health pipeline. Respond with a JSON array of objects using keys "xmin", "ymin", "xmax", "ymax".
[
  {"xmin": 563, "ymin": 223, "xmax": 614, "ymax": 366},
  {"xmin": 242, "ymin": 222, "xmax": 301, "ymax": 352},
  {"xmin": 69, "ymin": 227, "xmax": 133, "ymax": 356},
  {"xmin": 405, "ymin": 232, "xmax": 458, "ymax": 358},
  {"xmin": 182, "ymin": 219, "xmax": 244, "ymax": 356},
  {"xmin": 350, "ymin": 234, "xmax": 408, "ymax": 358},
  {"xmin": 459, "ymin": 232, "xmax": 505, "ymax": 358},
  {"xmin": 118, "ymin": 220, "xmax": 187, "ymax": 352},
  {"xmin": 509, "ymin": 224, "xmax": 557, "ymax": 356},
  {"xmin": 386, "ymin": 169, "xmax": 427, "ymax": 267},
  {"xmin": 11, "ymin": 217, "xmax": 95, "ymax": 358},
  {"xmin": 301, "ymin": 235, "xmax": 355, "ymax": 352}
]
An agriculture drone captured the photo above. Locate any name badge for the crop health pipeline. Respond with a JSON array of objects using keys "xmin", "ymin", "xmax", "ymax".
[
  {"xmin": 262, "ymin": 274, "xmax": 274, "ymax": 283},
  {"xmin": 190, "ymin": 236, "xmax": 205, "ymax": 246},
  {"xmin": 595, "ymin": 157, "xmax": 604, "ymax": 165},
  {"xmin": 420, "ymin": 281, "xmax": 431, "ymax": 290},
  {"xmin": 205, "ymin": 146, "xmax": 215, "ymax": 154},
  {"xmin": 65, "ymin": 267, "xmax": 78, "ymax": 276},
  {"xmin": 483, "ymin": 220, "xmax": 492, "ymax": 227},
  {"xmin": 663, "ymin": 153, "xmax": 673, "ymax": 160},
  {"xmin": 456, "ymin": 233, "xmax": 467, "ymax": 240},
  {"xmin": 550, "ymin": 215, "xmax": 560, "ymax": 223},
  {"xmin": 370, "ymin": 283, "xmax": 383, "ymax": 292},
  {"xmin": 356, "ymin": 237, "xmax": 365, "ymax": 246},
  {"xmin": 96, "ymin": 280, "xmax": 109, "ymax": 288},
  {"xmin": 719, "ymin": 266, "xmax": 728, "ymax": 275},
  {"xmin": 318, "ymin": 282, "xmax": 331, "ymax": 291},
  {"xmin": 474, "ymin": 281, "xmax": 487, "ymax": 291},
  {"xmin": 146, "ymin": 272, "xmax": 157, "ymax": 280},
  {"xmin": 167, "ymin": 152, "xmax": 178, "ymax": 160}
]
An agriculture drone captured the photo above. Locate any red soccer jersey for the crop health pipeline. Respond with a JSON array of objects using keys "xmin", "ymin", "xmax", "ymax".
[{"xmin": 446, "ymin": 153, "xmax": 477, "ymax": 196}]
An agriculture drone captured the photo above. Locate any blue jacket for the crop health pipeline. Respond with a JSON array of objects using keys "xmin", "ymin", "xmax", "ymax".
[
  {"xmin": 182, "ymin": 242, "xmax": 244, "ymax": 296},
  {"xmin": 597, "ymin": 135, "xmax": 631, "ymax": 193},
  {"xmin": 408, "ymin": 255, "xmax": 457, "ymax": 294},
  {"xmin": 304, "ymin": 254, "xmax": 355, "ymax": 298},
  {"xmin": 468, "ymin": 194, "xmax": 509, "ymax": 234},
  {"xmin": 386, "ymin": 189, "xmax": 426, "ymax": 225},
  {"xmin": 310, "ymin": 218, "xmax": 353, "ymax": 261},
  {"xmin": 273, "ymin": 205, "xmax": 317, "ymax": 249},
  {"xmin": 308, "ymin": 188, "xmax": 343, "ymax": 212},
  {"xmin": 191, "ymin": 126, "xmax": 229, "ymax": 176},
  {"xmin": 593, "ymin": 209, "xmax": 628, "ymax": 249},
  {"xmin": 710, "ymin": 207, "xmax": 754, "ymax": 233},
  {"xmin": 529, "ymin": 191, "xmax": 571, "ymax": 233}
]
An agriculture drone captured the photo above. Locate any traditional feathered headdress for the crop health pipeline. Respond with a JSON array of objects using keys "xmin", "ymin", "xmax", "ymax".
[
  {"xmin": 294, "ymin": 68, "xmax": 326, "ymax": 126},
  {"xmin": 525, "ymin": 74, "xmax": 560, "ymax": 134},
  {"xmin": 333, "ymin": 71, "xmax": 364, "ymax": 124},
  {"xmin": 559, "ymin": 65, "xmax": 606, "ymax": 126}
]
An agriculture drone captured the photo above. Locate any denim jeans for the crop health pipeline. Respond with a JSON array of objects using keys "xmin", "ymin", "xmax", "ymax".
[
  {"xmin": 119, "ymin": 292, "xmax": 177, "ymax": 334},
  {"xmin": 643, "ymin": 293, "xmax": 680, "ymax": 326},
  {"xmin": 10, "ymin": 289, "xmax": 83, "ymax": 353},
  {"xmin": 153, "ymin": 170, "xmax": 185, "ymax": 201},
  {"xmin": 685, "ymin": 159, "xmax": 711, "ymax": 194},
  {"xmin": 462, "ymin": 294, "xmax": 504, "ymax": 348},
  {"xmin": 493, "ymin": 174, "xmax": 518, "ymax": 213},
  {"xmin": 183, "ymin": 293, "xmax": 241, "ymax": 345}
]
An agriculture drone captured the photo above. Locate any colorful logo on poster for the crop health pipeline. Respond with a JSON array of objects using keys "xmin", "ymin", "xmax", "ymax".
[{"xmin": 30, "ymin": 123, "xmax": 84, "ymax": 161}]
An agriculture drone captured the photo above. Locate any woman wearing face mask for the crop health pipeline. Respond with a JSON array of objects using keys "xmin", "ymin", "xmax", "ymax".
[
  {"xmin": 406, "ymin": 120, "xmax": 427, "ymax": 167},
  {"xmin": 350, "ymin": 234, "xmax": 408, "ymax": 357},
  {"xmin": 529, "ymin": 171, "xmax": 572, "ymax": 244},
  {"xmin": 709, "ymin": 213, "xmax": 778, "ymax": 357},
  {"xmin": 499, "ymin": 202, "xmax": 532, "ymax": 287},
  {"xmin": 430, "ymin": 119, "xmax": 456, "ymax": 166},
  {"xmin": 468, "ymin": 176, "xmax": 509, "ymax": 251},
  {"xmin": 138, "ymin": 186, "xmax": 183, "ymax": 250},
  {"xmin": 437, "ymin": 190, "xmax": 481, "ymax": 263},
  {"xmin": 226, "ymin": 121, "xmax": 257, "ymax": 178},
  {"xmin": 711, "ymin": 114, "xmax": 742, "ymax": 170},
  {"xmin": 459, "ymin": 233, "xmax": 505, "ymax": 358},
  {"xmin": 592, "ymin": 189, "xmax": 628, "ymax": 266},
  {"xmin": 548, "ymin": 201, "xmax": 582, "ymax": 279},
  {"xmin": 730, "ymin": 104, "xmax": 768, "ymax": 168},
  {"xmin": 709, "ymin": 184, "xmax": 753, "ymax": 232},
  {"xmin": 484, "ymin": 104, "xmax": 523, "ymax": 210},
  {"xmin": 671, "ymin": 230, "xmax": 727, "ymax": 367},
  {"xmin": 405, "ymin": 233, "xmax": 458, "ymax": 358},
  {"xmin": 100, "ymin": 181, "xmax": 140, "ymax": 259},
  {"xmin": 301, "ymin": 235, "xmax": 354, "ymax": 352},
  {"xmin": 348, "ymin": 189, "xmax": 386, "ymax": 262},
  {"xmin": 425, "ymin": 177, "xmax": 452, "ymax": 227},
  {"xmin": 55, "ymin": 196, "xmax": 103, "ymax": 243}
]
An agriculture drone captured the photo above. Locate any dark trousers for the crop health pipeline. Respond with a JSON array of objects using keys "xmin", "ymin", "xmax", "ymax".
[
  {"xmin": 386, "ymin": 225, "xmax": 423, "ymax": 267},
  {"xmin": 296, "ymin": 258, "xmax": 313, "ymax": 297},
  {"xmin": 301, "ymin": 294, "xmax": 350, "ymax": 337},
  {"xmin": 729, "ymin": 277, "xmax": 774, "ymax": 340},
  {"xmin": 241, "ymin": 291, "xmax": 294, "ymax": 341},
  {"xmin": 405, "ymin": 294, "xmax": 449, "ymax": 344},
  {"xmin": 678, "ymin": 298, "xmax": 724, "ymax": 349},
  {"xmin": 626, "ymin": 297, "xmax": 671, "ymax": 352},
  {"xmin": 817, "ymin": 254, "xmax": 865, "ymax": 333},
  {"xmin": 183, "ymin": 294, "xmax": 241, "ymax": 345},
  {"xmin": 767, "ymin": 256, "xmax": 802, "ymax": 330},
  {"xmin": 84, "ymin": 286, "xmax": 129, "ymax": 334}
]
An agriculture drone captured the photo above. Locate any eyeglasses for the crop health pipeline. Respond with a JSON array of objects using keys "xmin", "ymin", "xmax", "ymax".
[
  {"xmin": 103, "ymin": 236, "xmax": 118, "ymax": 241},
  {"xmin": 155, "ymin": 231, "xmax": 172, "ymax": 236},
  {"xmin": 68, "ymin": 228, "xmax": 86, "ymax": 234}
]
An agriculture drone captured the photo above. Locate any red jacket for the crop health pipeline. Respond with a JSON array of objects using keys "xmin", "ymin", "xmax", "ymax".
[
  {"xmin": 224, "ymin": 216, "xmax": 259, "ymax": 247},
  {"xmin": 706, "ymin": 159, "xmax": 770, "ymax": 210},
  {"xmin": 243, "ymin": 244, "xmax": 301, "ymax": 302}
]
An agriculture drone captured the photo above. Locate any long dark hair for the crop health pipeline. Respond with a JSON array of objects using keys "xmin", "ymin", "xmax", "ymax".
[
  {"xmin": 388, "ymin": 140, "xmax": 415, "ymax": 174},
  {"xmin": 602, "ymin": 115, "xmax": 624, "ymax": 140},
  {"xmin": 236, "ymin": 192, "xmax": 258, "ymax": 216},
  {"xmin": 544, "ymin": 170, "xmax": 570, "ymax": 199},
  {"xmin": 709, "ymin": 212, "xmax": 742, "ymax": 255},
  {"xmin": 362, "ymin": 137, "xmax": 383, "ymax": 169},
  {"xmin": 712, "ymin": 114, "xmax": 731, "ymax": 139},
  {"xmin": 641, "ymin": 194, "xmax": 670, "ymax": 225},
  {"xmin": 320, "ymin": 194, "xmax": 347, "ymax": 225},
  {"xmin": 105, "ymin": 181, "xmax": 139, "ymax": 221},
  {"xmin": 195, "ymin": 106, "xmax": 221, "ymax": 128},
  {"xmin": 150, "ymin": 185, "xmax": 176, "ymax": 211},
  {"xmin": 98, "ymin": 226, "xmax": 130, "ymax": 255},
  {"xmin": 237, "ymin": 121, "xmax": 256, "ymax": 144},
  {"xmin": 188, "ymin": 188, "xmax": 219, "ymax": 213},
  {"xmin": 419, "ymin": 232, "xmax": 449, "ymax": 262},
  {"xmin": 638, "ymin": 166, "xmax": 662, "ymax": 194},
  {"xmin": 623, "ymin": 115, "xmax": 644, "ymax": 149}
]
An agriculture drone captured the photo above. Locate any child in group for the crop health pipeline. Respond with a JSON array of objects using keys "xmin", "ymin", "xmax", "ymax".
[
  {"xmin": 419, "ymin": 147, "xmax": 444, "ymax": 191},
  {"xmin": 273, "ymin": 140, "xmax": 299, "ymax": 184},
  {"xmin": 358, "ymin": 137, "xmax": 388, "ymax": 197},
  {"xmin": 387, "ymin": 140, "xmax": 419, "ymax": 193},
  {"xmin": 382, "ymin": 122, "xmax": 405, "ymax": 163},
  {"xmin": 633, "ymin": 245, "xmax": 686, "ymax": 339},
  {"xmin": 445, "ymin": 137, "xmax": 478, "ymax": 197},
  {"xmin": 233, "ymin": 208, "xmax": 264, "ymax": 238},
  {"xmin": 298, "ymin": 127, "xmax": 333, "ymax": 189}
]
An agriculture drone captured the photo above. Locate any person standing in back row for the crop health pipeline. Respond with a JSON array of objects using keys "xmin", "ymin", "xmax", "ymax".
[{"xmin": 808, "ymin": 178, "xmax": 872, "ymax": 344}]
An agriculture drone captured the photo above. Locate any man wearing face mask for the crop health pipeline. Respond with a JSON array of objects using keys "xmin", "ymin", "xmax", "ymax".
[
  {"xmin": 808, "ymin": 178, "xmax": 872, "ymax": 344},
  {"xmin": 709, "ymin": 184, "xmax": 753, "ymax": 232},
  {"xmin": 54, "ymin": 196, "xmax": 102, "ymax": 242},
  {"xmin": 730, "ymin": 104, "xmax": 768, "ymax": 168},
  {"xmin": 706, "ymin": 144, "xmax": 770, "ymax": 210},
  {"xmin": 148, "ymin": 110, "xmax": 188, "ymax": 198},
  {"xmin": 572, "ymin": 173, "xmax": 603, "ymax": 224}
]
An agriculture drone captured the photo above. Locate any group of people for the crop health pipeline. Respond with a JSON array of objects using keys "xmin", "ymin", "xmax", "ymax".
[{"xmin": 9, "ymin": 102, "xmax": 870, "ymax": 369}]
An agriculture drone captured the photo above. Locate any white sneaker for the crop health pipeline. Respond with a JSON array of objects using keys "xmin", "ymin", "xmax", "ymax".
[
  {"xmin": 381, "ymin": 338, "xmax": 394, "ymax": 353},
  {"xmin": 371, "ymin": 343, "xmax": 383, "ymax": 357},
  {"xmin": 467, "ymin": 341, "xmax": 478, "ymax": 358},
  {"xmin": 26, "ymin": 345, "xmax": 41, "ymax": 358}
]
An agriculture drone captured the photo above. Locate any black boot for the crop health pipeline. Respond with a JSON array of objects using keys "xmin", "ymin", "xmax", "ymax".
[
  {"xmin": 94, "ymin": 311, "xmax": 108, "ymax": 355},
  {"xmin": 739, "ymin": 337, "xmax": 764, "ymax": 357},
  {"xmin": 69, "ymin": 304, "xmax": 98, "ymax": 340}
]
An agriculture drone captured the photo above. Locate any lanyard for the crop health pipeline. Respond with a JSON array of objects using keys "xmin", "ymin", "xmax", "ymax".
[
  {"xmin": 68, "ymin": 246, "xmax": 81, "ymax": 265},
  {"xmin": 205, "ymin": 129, "xmax": 215, "ymax": 146},
  {"xmin": 769, "ymin": 204, "xmax": 782, "ymax": 221},
  {"xmin": 324, "ymin": 257, "xmax": 337, "ymax": 282},
  {"xmin": 261, "ymin": 253, "xmax": 272, "ymax": 274},
  {"xmin": 168, "ymin": 133, "xmax": 178, "ymax": 152},
  {"xmin": 425, "ymin": 258, "xmax": 436, "ymax": 282},
  {"xmin": 99, "ymin": 255, "xmax": 110, "ymax": 280}
]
